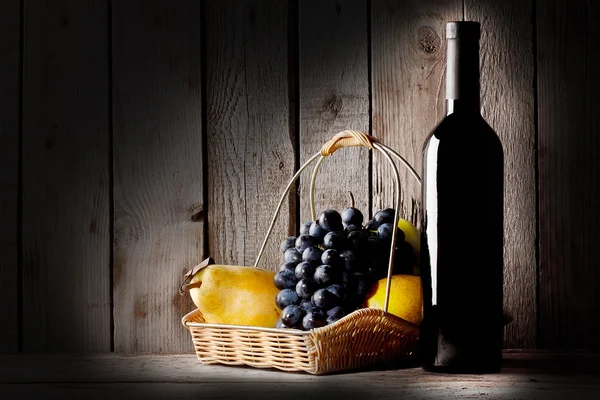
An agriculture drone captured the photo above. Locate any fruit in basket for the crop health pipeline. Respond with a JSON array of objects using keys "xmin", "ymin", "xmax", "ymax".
[
  {"xmin": 280, "ymin": 236, "xmax": 297, "ymax": 252},
  {"xmin": 284, "ymin": 247, "xmax": 302, "ymax": 263},
  {"xmin": 341, "ymin": 206, "xmax": 364, "ymax": 227},
  {"xmin": 397, "ymin": 218, "xmax": 420, "ymax": 256},
  {"xmin": 300, "ymin": 221, "xmax": 313, "ymax": 235},
  {"xmin": 312, "ymin": 288, "xmax": 338, "ymax": 310},
  {"xmin": 295, "ymin": 234, "xmax": 318, "ymax": 253},
  {"xmin": 295, "ymin": 261, "xmax": 316, "ymax": 280},
  {"xmin": 365, "ymin": 274, "xmax": 423, "ymax": 326},
  {"xmin": 314, "ymin": 264, "xmax": 341, "ymax": 286},
  {"xmin": 276, "ymin": 288, "xmax": 300, "ymax": 310},
  {"xmin": 273, "ymin": 269, "xmax": 299, "ymax": 290},
  {"xmin": 302, "ymin": 308, "xmax": 327, "ymax": 330},
  {"xmin": 308, "ymin": 221, "xmax": 327, "ymax": 241},
  {"xmin": 187, "ymin": 262, "xmax": 280, "ymax": 327},
  {"xmin": 318, "ymin": 209, "xmax": 344, "ymax": 232},
  {"xmin": 273, "ymin": 205, "xmax": 421, "ymax": 331},
  {"xmin": 281, "ymin": 305, "xmax": 304, "ymax": 328}
]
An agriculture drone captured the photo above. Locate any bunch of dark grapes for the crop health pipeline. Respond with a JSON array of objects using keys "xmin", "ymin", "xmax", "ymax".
[{"xmin": 273, "ymin": 207, "xmax": 415, "ymax": 330}]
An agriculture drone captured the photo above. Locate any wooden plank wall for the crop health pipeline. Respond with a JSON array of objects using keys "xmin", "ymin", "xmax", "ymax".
[
  {"xmin": 537, "ymin": 0, "xmax": 600, "ymax": 350},
  {"xmin": 0, "ymin": 0, "xmax": 21, "ymax": 352},
  {"xmin": 371, "ymin": 0, "xmax": 462, "ymax": 223},
  {"xmin": 0, "ymin": 0, "xmax": 598, "ymax": 353},
  {"xmin": 206, "ymin": 0, "xmax": 294, "ymax": 270},
  {"xmin": 298, "ymin": 0, "xmax": 370, "ymax": 221},
  {"xmin": 112, "ymin": 0, "xmax": 204, "ymax": 353},
  {"xmin": 21, "ymin": 0, "xmax": 111, "ymax": 352}
]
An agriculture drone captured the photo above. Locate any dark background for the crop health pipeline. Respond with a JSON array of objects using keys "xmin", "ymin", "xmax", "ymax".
[{"xmin": 0, "ymin": 0, "xmax": 598, "ymax": 355}]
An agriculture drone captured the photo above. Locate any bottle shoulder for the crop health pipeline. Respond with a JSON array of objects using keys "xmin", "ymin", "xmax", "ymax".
[{"xmin": 423, "ymin": 112, "xmax": 503, "ymax": 152}]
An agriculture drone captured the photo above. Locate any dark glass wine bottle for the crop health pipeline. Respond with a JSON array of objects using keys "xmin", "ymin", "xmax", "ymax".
[{"xmin": 419, "ymin": 21, "xmax": 504, "ymax": 373}]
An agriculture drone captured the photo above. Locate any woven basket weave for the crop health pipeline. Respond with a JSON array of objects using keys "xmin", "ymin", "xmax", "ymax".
[{"xmin": 182, "ymin": 131, "xmax": 422, "ymax": 375}]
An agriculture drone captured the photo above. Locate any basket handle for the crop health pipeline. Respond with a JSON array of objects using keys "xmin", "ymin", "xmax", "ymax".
[{"xmin": 253, "ymin": 130, "xmax": 421, "ymax": 313}]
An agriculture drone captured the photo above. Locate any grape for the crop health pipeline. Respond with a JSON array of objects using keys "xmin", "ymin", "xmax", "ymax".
[
  {"xmin": 302, "ymin": 246, "xmax": 323, "ymax": 264},
  {"xmin": 279, "ymin": 262, "xmax": 298, "ymax": 272},
  {"xmin": 300, "ymin": 299, "xmax": 315, "ymax": 312},
  {"xmin": 344, "ymin": 224, "xmax": 362, "ymax": 233},
  {"xmin": 276, "ymin": 289, "xmax": 300, "ymax": 310},
  {"xmin": 367, "ymin": 234, "xmax": 383, "ymax": 252},
  {"xmin": 327, "ymin": 305, "xmax": 345, "ymax": 319},
  {"xmin": 376, "ymin": 222, "xmax": 395, "ymax": 242},
  {"xmin": 368, "ymin": 263, "xmax": 387, "ymax": 281},
  {"xmin": 373, "ymin": 208, "xmax": 395, "ymax": 225},
  {"xmin": 364, "ymin": 219, "xmax": 379, "ymax": 231},
  {"xmin": 346, "ymin": 230, "xmax": 368, "ymax": 252},
  {"xmin": 284, "ymin": 247, "xmax": 302, "ymax": 264},
  {"xmin": 308, "ymin": 221, "xmax": 327, "ymax": 241},
  {"xmin": 281, "ymin": 305, "xmax": 305, "ymax": 328},
  {"xmin": 321, "ymin": 249, "xmax": 343, "ymax": 268},
  {"xmin": 318, "ymin": 209, "xmax": 343, "ymax": 232},
  {"xmin": 392, "ymin": 241, "xmax": 415, "ymax": 275},
  {"xmin": 314, "ymin": 264, "xmax": 341, "ymax": 286},
  {"xmin": 273, "ymin": 269, "xmax": 299, "ymax": 290},
  {"xmin": 295, "ymin": 261, "xmax": 317, "ymax": 280},
  {"xmin": 341, "ymin": 207, "xmax": 364, "ymax": 227},
  {"xmin": 322, "ymin": 231, "xmax": 346, "ymax": 250},
  {"xmin": 280, "ymin": 236, "xmax": 297, "ymax": 252},
  {"xmin": 296, "ymin": 278, "xmax": 318, "ymax": 299},
  {"xmin": 295, "ymin": 234, "xmax": 318, "ymax": 253},
  {"xmin": 327, "ymin": 283, "xmax": 346, "ymax": 301},
  {"xmin": 312, "ymin": 288, "xmax": 338, "ymax": 310},
  {"xmin": 354, "ymin": 273, "xmax": 374, "ymax": 298},
  {"xmin": 300, "ymin": 221, "xmax": 313, "ymax": 236},
  {"xmin": 275, "ymin": 318, "xmax": 286, "ymax": 328},
  {"xmin": 302, "ymin": 309, "xmax": 327, "ymax": 330},
  {"xmin": 342, "ymin": 271, "xmax": 358, "ymax": 293},
  {"xmin": 340, "ymin": 249, "xmax": 361, "ymax": 272},
  {"xmin": 326, "ymin": 316, "xmax": 341, "ymax": 325}
]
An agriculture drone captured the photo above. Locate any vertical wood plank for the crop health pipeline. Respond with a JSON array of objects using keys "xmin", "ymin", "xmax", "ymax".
[
  {"xmin": 371, "ymin": 0, "xmax": 462, "ymax": 223},
  {"xmin": 112, "ymin": 0, "xmax": 203, "ymax": 352},
  {"xmin": 465, "ymin": 0, "xmax": 537, "ymax": 348},
  {"xmin": 537, "ymin": 0, "xmax": 600, "ymax": 349},
  {"xmin": 298, "ymin": 0, "xmax": 370, "ymax": 222},
  {"xmin": 22, "ymin": 0, "xmax": 110, "ymax": 352},
  {"xmin": 206, "ymin": 0, "xmax": 294, "ymax": 271},
  {"xmin": 0, "ymin": 0, "xmax": 21, "ymax": 353}
]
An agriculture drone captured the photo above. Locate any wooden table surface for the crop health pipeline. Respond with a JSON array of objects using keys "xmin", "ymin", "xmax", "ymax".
[{"xmin": 1, "ymin": 351, "xmax": 598, "ymax": 399}]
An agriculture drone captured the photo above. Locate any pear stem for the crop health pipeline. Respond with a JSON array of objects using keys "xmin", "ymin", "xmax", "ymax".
[{"xmin": 179, "ymin": 281, "xmax": 202, "ymax": 295}]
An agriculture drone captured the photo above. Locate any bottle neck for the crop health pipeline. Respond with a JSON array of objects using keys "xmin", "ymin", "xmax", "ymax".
[{"xmin": 446, "ymin": 37, "xmax": 480, "ymax": 115}]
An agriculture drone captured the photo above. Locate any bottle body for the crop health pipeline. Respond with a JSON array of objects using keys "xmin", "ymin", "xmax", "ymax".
[
  {"xmin": 420, "ymin": 111, "xmax": 504, "ymax": 373},
  {"xmin": 419, "ymin": 21, "xmax": 504, "ymax": 373}
]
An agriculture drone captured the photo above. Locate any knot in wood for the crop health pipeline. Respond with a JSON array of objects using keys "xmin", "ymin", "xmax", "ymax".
[
  {"xmin": 322, "ymin": 94, "xmax": 343, "ymax": 119},
  {"xmin": 417, "ymin": 26, "xmax": 440, "ymax": 54}
]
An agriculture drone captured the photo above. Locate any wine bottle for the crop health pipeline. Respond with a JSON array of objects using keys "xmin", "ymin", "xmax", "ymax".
[{"xmin": 419, "ymin": 21, "xmax": 504, "ymax": 373}]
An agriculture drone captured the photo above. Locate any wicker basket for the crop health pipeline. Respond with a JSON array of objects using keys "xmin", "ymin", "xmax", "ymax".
[{"xmin": 182, "ymin": 130, "xmax": 422, "ymax": 375}]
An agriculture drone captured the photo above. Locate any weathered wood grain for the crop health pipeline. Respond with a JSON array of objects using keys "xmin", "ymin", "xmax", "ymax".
[
  {"xmin": 0, "ymin": 0, "xmax": 20, "ymax": 353},
  {"xmin": 112, "ymin": 0, "xmax": 204, "ymax": 352},
  {"xmin": 370, "ymin": 0, "xmax": 462, "ymax": 224},
  {"xmin": 298, "ymin": 0, "xmax": 370, "ymax": 222},
  {"xmin": 537, "ymin": 0, "xmax": 600, "ymax": 349},
  {"xmin": 21, "ymin": 0, "xmax": 110, "ymax": 352},
  {"xmin": 206, "ymin": 0, "xmax": 294, "ymax": 271},
  {"xmin": 1, "ymin": 353, "xmax": 600, "ymax": 400},
  {"xmin": 465, "ymin": 0, "xmax": 538, "ymax": 349}
]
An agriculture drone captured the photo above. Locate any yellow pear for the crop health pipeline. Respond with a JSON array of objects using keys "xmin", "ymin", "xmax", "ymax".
[
  {"xmin": 397, "ymin": 218, "xmax": 420, "ymax": 257},
  {"xmin": 187, "ymin": 263, "xmax": 281, "ymax": 327},
  {"xmin": 365, "ymin": 274, "xmax": 423, "ymax": 326}
]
